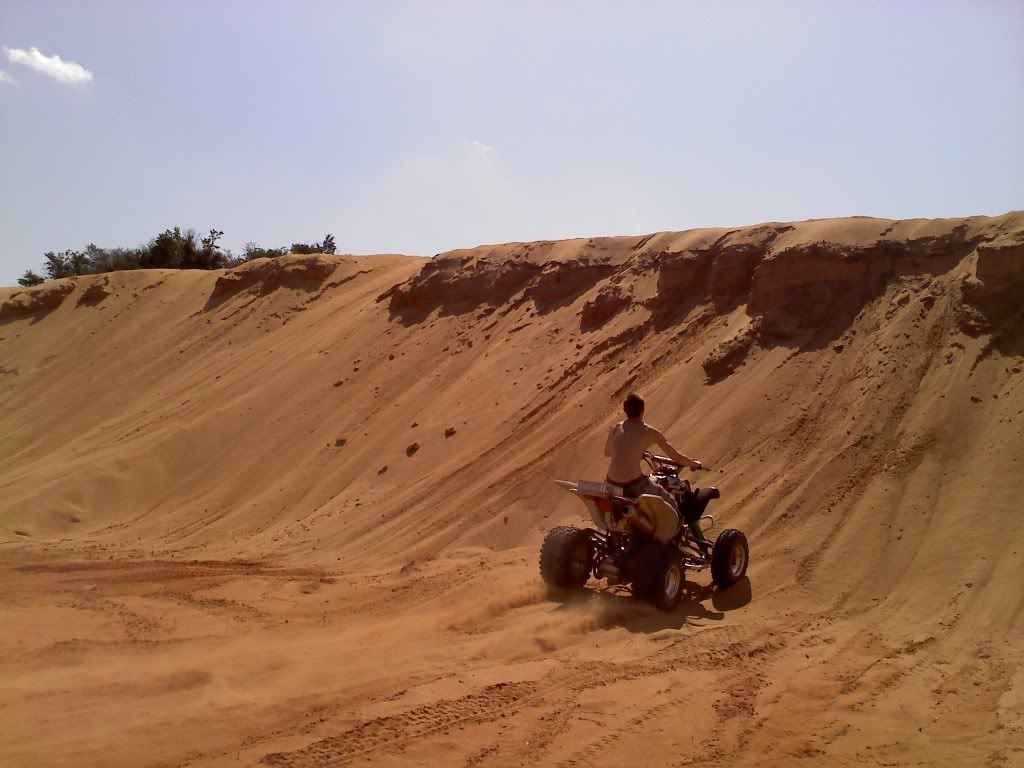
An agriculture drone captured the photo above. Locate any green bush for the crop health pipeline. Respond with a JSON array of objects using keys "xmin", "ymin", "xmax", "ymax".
[
  {"xmin": 243, "ymin": 242, "xmax": 287, "ymax": 261},
  {"xmin": 86, "ymin": 244, "xmax": 147, "ymax": 274},
  {"xmin": 14, "ymin": 227, "xmax": 341, "ymax": 286},
  {"xmin": 44, "ymin": 250, "xmax": 92, "ymax": 279},
  {"xmin": 290, "ymin": 234, "xmax": 336, "ymax": 255},
  {"xmin": 17, "ymin": 270, "xmax": 45, "ymax": 287}
]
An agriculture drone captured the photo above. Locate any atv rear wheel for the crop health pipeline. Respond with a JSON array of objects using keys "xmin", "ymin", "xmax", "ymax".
[
  {"xmin": 539, "ymin": 526, "xmax": 593, "ymax": 589},
  {"xmin": 632, "ymin": 542, "xmax": 686, "ymax": 612},
  {"xmin": 711, "ymin": 529, "xmax": 749, "ymax": 589}
]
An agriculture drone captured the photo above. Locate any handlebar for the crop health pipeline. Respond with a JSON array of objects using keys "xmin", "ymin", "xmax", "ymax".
[
  {"xmin": 642, "ymin": 451, "xmax": 705, "ymax": 472},
  {"xmin": 643, "ymin": 451, "xmax": 679, "ymax": 468}
]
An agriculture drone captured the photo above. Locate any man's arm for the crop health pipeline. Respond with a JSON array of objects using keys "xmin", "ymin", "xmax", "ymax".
[
  {"xmin": 650, "ymin": 428, "xmax": 702, "ymax": 470},
  {"xmin": 604, "ymin": 422, "xmax": 619, "ymax": 457}
]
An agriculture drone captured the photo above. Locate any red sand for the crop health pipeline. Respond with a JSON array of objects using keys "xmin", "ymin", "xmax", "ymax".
[{"xmin": 1, "ymin": 213, "xmax": 1022, "ymax": 767}]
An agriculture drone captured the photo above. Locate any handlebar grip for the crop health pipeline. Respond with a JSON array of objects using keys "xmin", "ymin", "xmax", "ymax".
[{"xmin": 648, "ymin": 453, "xmax": 679, "ymax": 466}]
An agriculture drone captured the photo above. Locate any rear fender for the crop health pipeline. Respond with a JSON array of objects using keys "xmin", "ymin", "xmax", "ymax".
[
  {"xmin": 553, "ymin": 480, "xmax": 630, "ymax": 532},
  {"xmin": 581, "ymin": 495, "xmax": 614, "ymax": 530}
]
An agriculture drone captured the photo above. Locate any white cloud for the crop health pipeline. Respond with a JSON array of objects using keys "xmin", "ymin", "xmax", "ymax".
[
  {"xmin": 0, "ymin": 70, "xmax": 15, "ymax": 85},
  {"xmin": 472, "ymin": 140, "xmax": 496, "ymax": 155},
  {"xmin": 4, "ymin": 46, "xmax": 94, "ymax": 84}
]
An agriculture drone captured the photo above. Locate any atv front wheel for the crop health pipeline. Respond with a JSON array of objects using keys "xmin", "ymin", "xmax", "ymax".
[
  {"xmin": 632, "ymin": 542, "xmax": 686, "ymax": 612},
  {"xmin": 711, "ymin": 529, "xmax": 749, "ymax": 589},
  {"xmin": 539, "ymin": 526, "xmax": 593, "ymax": 589}
]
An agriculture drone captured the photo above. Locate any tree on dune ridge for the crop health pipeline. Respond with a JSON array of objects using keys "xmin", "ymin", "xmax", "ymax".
[{"xmin": 13, "ymin": 228, "xmax": 343, "ymax": 286}]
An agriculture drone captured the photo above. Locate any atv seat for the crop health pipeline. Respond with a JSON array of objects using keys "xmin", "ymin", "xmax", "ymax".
[{"xmin": 681, "ymin": 486, "xmax": 720, "ymax": 524}]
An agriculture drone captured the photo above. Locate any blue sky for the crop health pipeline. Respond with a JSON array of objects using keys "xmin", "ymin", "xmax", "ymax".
[{"xmin": 1, "ymin": 1, "xmax": 1022, "ymax": 285}]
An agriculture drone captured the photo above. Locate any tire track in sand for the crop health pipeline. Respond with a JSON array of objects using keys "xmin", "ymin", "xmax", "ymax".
[
  {"xmin": 261, "ymin": 682, "xmax": 535, "ymax": 767},
  {"xmin": 259, "ymin": 627, "xmax": 787, "ymax": 768}
]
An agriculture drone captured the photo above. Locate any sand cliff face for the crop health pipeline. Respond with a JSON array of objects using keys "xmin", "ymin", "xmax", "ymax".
[
  {"xmin": 1, "ymin": 214, "xmax": 1023, "ymax": 767},
  {"xmin": 2, "ymin": 213, "xmax": 1022, "ymax": 554},
  {"xmin": 383, "ymin": 214, "xmax": 1022, "ymax": 382}
]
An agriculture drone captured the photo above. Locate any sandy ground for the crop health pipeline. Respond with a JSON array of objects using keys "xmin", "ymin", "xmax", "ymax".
[{"xmin": 1, "ymin": 214, "xmax": 1023, "ymax": 767}]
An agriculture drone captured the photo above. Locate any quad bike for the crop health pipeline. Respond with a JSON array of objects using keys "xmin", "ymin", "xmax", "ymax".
[{"xmin": 539, "ymin": 451, "xmax": 749, "ymax": 612}]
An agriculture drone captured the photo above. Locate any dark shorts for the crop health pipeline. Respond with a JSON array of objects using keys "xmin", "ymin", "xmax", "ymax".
[
  {"xmin": 608, "ymin": 475, "xmax": 677, "ymax": 510},
  {"xmin": 608, "ymin": 475, "xmax": 648, "ymax": 498}
]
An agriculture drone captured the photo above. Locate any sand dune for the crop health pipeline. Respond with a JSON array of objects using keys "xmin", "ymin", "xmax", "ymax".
[{"xmin": 1, "ymin": 214, "xmax": 1022, "ymax": 767}]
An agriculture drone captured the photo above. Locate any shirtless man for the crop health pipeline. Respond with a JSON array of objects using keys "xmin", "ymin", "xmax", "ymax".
[{"xmin": 604, "ymin": 393, "xmax": 702, "ymax": 507}]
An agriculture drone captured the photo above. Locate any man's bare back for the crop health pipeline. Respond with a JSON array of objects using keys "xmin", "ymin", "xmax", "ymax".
[{"xmin": 604, "ymin": 394, "xmax": 701, "ymax": 487}]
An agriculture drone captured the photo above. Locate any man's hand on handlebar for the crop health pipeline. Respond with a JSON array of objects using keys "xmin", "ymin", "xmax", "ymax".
[{"xmin": 645, "ymin": 451, "xmax": 704, "ymax": 472}]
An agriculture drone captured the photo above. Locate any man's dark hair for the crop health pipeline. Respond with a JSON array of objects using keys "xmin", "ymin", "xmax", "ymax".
[{"xmin": 623, "ymin": 393, "xmax": 645, "ymax": 419}]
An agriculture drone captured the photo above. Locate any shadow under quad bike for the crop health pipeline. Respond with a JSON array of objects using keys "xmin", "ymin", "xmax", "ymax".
[{"xmin": 539, "ymin": 451, "xmax": 749, "ymax": 612}]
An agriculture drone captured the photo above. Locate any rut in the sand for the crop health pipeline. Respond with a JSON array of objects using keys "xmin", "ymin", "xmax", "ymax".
[
  {"xmin": 261, "ymin": 682, "xmax": 536, "ymax": 767},
  {"xmin": 258, "ymin": 624, "xmax": 789, "ymax": 768}
]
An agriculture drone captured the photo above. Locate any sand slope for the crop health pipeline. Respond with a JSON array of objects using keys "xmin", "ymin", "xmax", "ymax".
[{"xmin": 1, "ymin": 214, "xmax": 1022, "ymax": 767}]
